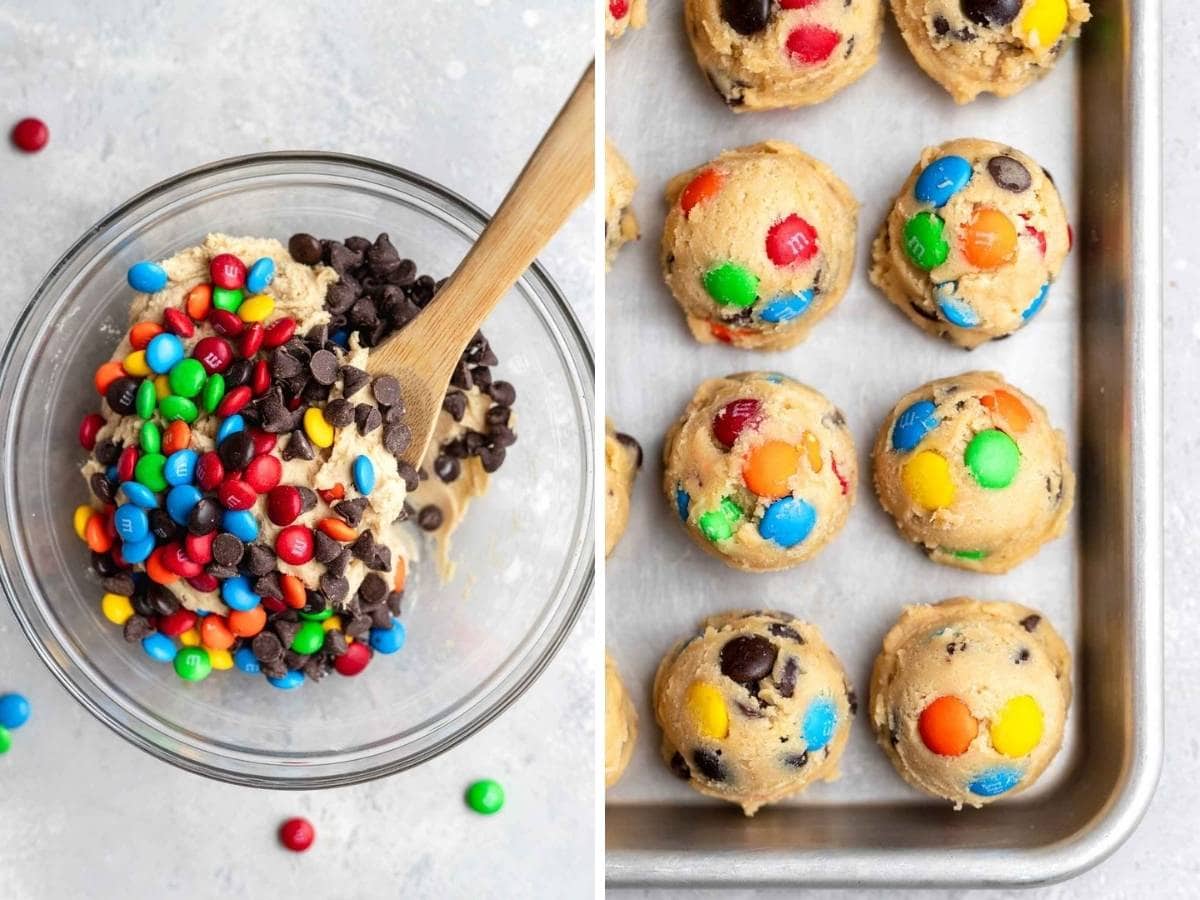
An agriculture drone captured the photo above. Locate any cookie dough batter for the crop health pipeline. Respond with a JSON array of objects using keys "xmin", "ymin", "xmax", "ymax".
[
  {"xmin": 605, "ymin": 419, "xmax": 642, "ymax": 557},
  {"xmin": 869, "ymin": 597, "xmax": 1072, "ymax": 808},
  {"xmin": 606, "ymin": 652, "xmax": 639, "ymax": 788},
  {"xmin": 654, "ymin": 610, "xmax": 855, "ymax": 816},
  {"xmin": 870, "ymin": 138, "xmax": 1071, "ymax": 349},
  {"xmin": 664, "ymin": 372, "xmax": 856, "ymax": 572},
  {"xmin": 605, "ymin": 139, "xmax": 640, "ymax": 270},
  {"xmin": 873, "ymin": 371, "xmax": 1073, "ymax": 573},
  {"xmin": 661, "ymin": 142, "xmax": 857, "ymax": 350},
  {"xmin": 607, "ymin": 0, "xmax": 648, "ymax": 42},
  {"xmin": 684, "ymin": 0, "xmax": 883, "ymax": 110},
  {"xmin": 892, "ymin": 0, "xmax": 1091, "ymax": 104}
]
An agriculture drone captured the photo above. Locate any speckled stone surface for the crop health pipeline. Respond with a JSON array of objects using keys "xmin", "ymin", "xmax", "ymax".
[
  {"xmin": 0, "ymin": 2, "xmax": 594, "ymax": 898},
  {"xmin": 612, "ymin": 2, "xmax": 1193, "ymax": 898}
]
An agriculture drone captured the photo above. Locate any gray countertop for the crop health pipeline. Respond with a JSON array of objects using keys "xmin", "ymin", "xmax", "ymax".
[{"xmin": 0, "ymin": 2, "xmax": 594, "ymax": 898}]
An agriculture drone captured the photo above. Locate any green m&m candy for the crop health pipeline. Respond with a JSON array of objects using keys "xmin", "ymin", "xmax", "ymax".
[
  {"xmin": 703, "ymin": 262, "xmax": 759, "ymax": 308},
  {"xmin": 168, "ymin": 358, "xmax": 207, "ymax": 398},
  {"xmin": 904, "ymin": 212, "xmax": 949, "ymax": 271},
  {"xmin": 159, "ymin": 395, "xmax": 198, "ymax": 424},
  {"xmin": 698, "ymin": 496, "xmax": 743, "ymax": 543},
  {"xmin": 174, "ymin": 646, "xmax": 212, "ymax": 682},
  {"xmin": 134, "ymin": 452, "xmax": 167, "ymax": 492},
  {"xmin": 964, "ymin": 429, "xmax": 1020, "ymax": 489},
  {"xmin": 201, "ymin": 373, "xmax": 226, "ymax": 414},
  {"xmin": 212, "ymin": 286, "xmax": 244, "ymax": 313},
  {"xmin": 465, "ymin": 779, "xmax": 505, "ymax": 815},
  {"xmin": 135, "ymin": 379, "xmax": 157, "ymax": 420},
  {"xmin": 139, "ymin": 421, "xmax": 162, "ymax": 454},
  {"xmin": 299, "ymin": 607, "xmax": 334, "ymax": 623},
  {"xmin": 952, "ymin": 549, "xmax": 988, "ymax": 561},
  {"xmin": 291, "ymin": 621, "xmax": 326, "ymax": 656},
  {"xmin": 0, "ymin": 725, "xmax": 11, "ymax": 755}
]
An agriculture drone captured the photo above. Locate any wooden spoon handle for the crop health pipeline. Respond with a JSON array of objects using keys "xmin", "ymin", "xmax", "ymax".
[{"xmin": 410, "ymin": 62, "xmax": 594, "ymax": 345}]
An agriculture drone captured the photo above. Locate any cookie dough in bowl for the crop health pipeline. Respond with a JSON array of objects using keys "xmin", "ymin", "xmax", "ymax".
[
  {"xmin": 870, "ymin": 138, "xmax": 1072, "ymax": 349},
  {"xmin": 654, "ymin": 610, "xmax": 855, "ymax": 816},
  {"xmin": 684, "ymin": 0, "xmax": 883, "ymax": 110},
  {"xmin": 892, "ymin": 0, "xmax": 1091, "ymax": 104},
  {"xmin": 605, "ymin": 419, "xmax": 642, "ymax": 557},
  {"xmin": 873, "ymin": 371, "xmax": 1073, "ymax": 573},
  {"xmin": 664, "ymin": 372, "xmax": 856, "ymax": 572},
  {"xmin": 662, "ymin": 141, "xmax": 857, "ymax": 350},
  {"xmin": 607, "ymin": 0, "xmax": 648, "ymax": 42},
  {"xmin": 869, "ymin": 597, "xmax": 1072, "ymax": 808},
  {"xmin": 606, "ymin": 652, "xmax": 639, "ymax": 788},
  {"xmin": 605, "ymin": 139, "xmax": 640, "ymax": 270}
]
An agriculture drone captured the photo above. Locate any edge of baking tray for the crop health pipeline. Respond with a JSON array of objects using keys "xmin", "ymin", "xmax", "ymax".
[{"xmin": 605, "ymin": 1, "xmax": 1164, "ymax": 887}]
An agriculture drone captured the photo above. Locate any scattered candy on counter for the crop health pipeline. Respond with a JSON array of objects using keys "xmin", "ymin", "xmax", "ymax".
[
  {"xmin": 279, "ymin": 817, "xmax": 315, "ymax": 852},
  {"xmin": 465, "ymin": 779, "xmax": 505, "ymax": 815},
  {"xmin": 0, "ymin": 692, "xmax": 30, "ymax": 754},
  {"xmin": 10, "ymin": 117, "xmax": 49, "ymax": 153}
]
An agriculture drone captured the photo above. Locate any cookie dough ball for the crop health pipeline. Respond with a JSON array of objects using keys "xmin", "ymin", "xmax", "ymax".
[
  {"xmin": 662, "ymin": 142, "xmax": 857, "ymax": 350},
  {"xmin": 605, "ymin": 419, "xmax": 642, "ymax": 557},
  {"xmin": 873, "ymin": 371, "xmax": 1073, "ymax": 573},
  {"xmin": 655, "ymin": 610, "xmax": 855, "ymax": 816},
  {"xmin": 870, "ymin": 138, "xmax": 1072, "ymax": 349},
  {"xmin": 870, "ymin": 598, "xmax": 1071, "ymax": 808},
  {"xmin": 893, "ymin": 0, "xmax": 1091, "ymax": 103},
  {"xmin": 605, "ymin": 140, "xmax": 640, "ymax": 270},
  {"xmin": 607, "ymin": 0, "xmax": 647, "ymax": 42},
  {"xmin": 664, "ymin": 372, "xmax": 856, "ymax": 572},
  {"xmin": 606, "ymin": 653, "xmax": 639, "ymax": 788},
  {"xmin": 685, "ymin": 0, "xmax": 883, "ymax": 110}
]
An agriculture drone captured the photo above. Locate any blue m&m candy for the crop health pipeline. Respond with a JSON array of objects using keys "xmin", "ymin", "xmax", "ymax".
[
  {"xmin": 166, "ymin": 484, "xmax": 202, "ymax": 525},
  {"xmin": 0, "ymin": 693, "xmax": 30, "ymax": 730},
  {"xmin": 369, "ymin": 619, "xmax": 407, "ymax": 654},
  {"xmin": 268, "ymin": 670, "xmax": 305, "ymax": 690},
  {"xmin": 934, "ymin": 283, "xmax": 981, "ymax": 328},
  {"xmin": 802, "ymin": 696, "xmax": 838, "ymax": 752},
  {"xmin": 245, "ymin": 257, "xmax": 276, "ymax": 294},
  {"xmin": 968, "ymin": 765, "xmax": 1022, "ymax": 798},
  {"xmin": 891, "ymin": 400, "xmax": 939, "ymax": 451},
  {"xmin": 113, "ymin": 503, "xmax": 149, "ymax": 542},
  {"xmin": 1022, "ymin": 283, "xmax": 1050, "ymax": 321},
  {"xmin": 352, "ymin": 455, "xmax": 376, "ymax": 496},
  {"xmin": 222, "ymin": 509, "xmax": 259, "ymax": 542},
  {"xmin": 145, "ymin": 333, "xmax": 185, "ymax": 374},
  {"xmin": 675, "ymin": 487, "xmax": 691, "ymax": 522},
  {"xmin": 164, "ymin": 449, "xmax": 198, "ymax": 486},
  {"xmin": 216, "ymin": 413, "xmax": 245, "ymax": 444},
  {"xmin": 758, "ymin": 496, "xmax": 816, "ymax": 549},
  {"xmin": 914, "ymin": 155, "xmax": 973, "ymax": 208},
  {"xmin": 234, "ymin": 646, "xmax": 261, "ymax": 675},
  {"xmin": 120, "ymin": 481, "xmax": 159, "ymax": 509},
  {"xmin": 759, "ymin": 289, "xmax": 814, "ymax": 324},
  {"xmin": 142, "ymin": 632, "xmax": 177, "ymax": 663},
  {"xmin": 127, "ymin": 261, "xmax": 168, "ymax": 293},
  {"xmin": 221, "ymin": 576, "xmax": 261, "ymax": 612},
  {"xmin": 121, "ymin": 533, "xmax": 156, "ymax": 564}
]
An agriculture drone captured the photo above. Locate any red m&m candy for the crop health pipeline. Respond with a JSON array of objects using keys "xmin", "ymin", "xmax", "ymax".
[
  {"xmin": 276, "ymin": 525, "xmax": 315, "ymax": 565},
  {"xmin": 209, "ymin": 254, "xmax": 246, "ymax": 290},
  {"xmin": 680, "ymin": 168, "xmax": 724, "ymax": 216},
  {"xmin": 335, "ymin": 641, "xmax": 372, "ymax": 677},
  {"xmin": 279, "ymin": 817, "xmax": 315, "ymax": 853},
  {"xmin": 712, "ymin": 398, "xmax": 762, "ymax": 449},
  {"xmin": 766, "ymin": 214, "xmax": 819, "ymax": 267},
  {"xmin": 11, "ymin": 117, "xmax": 49, "ymax": 153},
  {"xmin": 193, "ymin": 337, "xmax": 233, "ymax": 374},
  {"xmin": 786, "ymin": 25, "xmax": 840, "ymax": 64},
  {"xmin": 267, "ymin": 485, "xmax": 302, "ymax": 526},
  {"xmin": 244, "ymin": 455, "xmax": 282, "ymax": 493}
]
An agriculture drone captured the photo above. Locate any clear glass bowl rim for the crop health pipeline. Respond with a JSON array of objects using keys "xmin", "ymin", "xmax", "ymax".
[{"xmin": 0, "ymin": 150, "xmax": 594, "ymax": 789}]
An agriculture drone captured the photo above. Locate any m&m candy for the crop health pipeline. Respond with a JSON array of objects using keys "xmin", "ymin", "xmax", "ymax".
[
  {"xmin": 685, "ymin": 681, "xmax": 729, "ymax": 739},
  {"xmin": 918, "ymin": 695, "xmax": 978, "ymax": 756},
  {"xmin": 279, "ymin": 817, "xmax": 315, "ymax": 852}
]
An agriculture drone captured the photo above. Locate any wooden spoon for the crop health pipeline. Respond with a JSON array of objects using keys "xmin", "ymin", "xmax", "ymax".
[{"xmin": 366, "ymin": 62, "xmax": 595, "ymax": 468}]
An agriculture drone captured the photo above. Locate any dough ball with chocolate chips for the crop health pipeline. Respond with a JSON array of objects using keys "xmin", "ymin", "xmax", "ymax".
[
  {"xmin": 605, "ymin": 139, "xmax": 640, "ymax": 270},
  {"xmin": 605, "ymin": 652, "xmax": 639, "ymax": 788},
  {"xmin": 661, "ymin": 142, "xmax": 857, "ymax": 350},
  {"xmin": 664, "ymin": 372, "xmax": 856, "ymax": 572},
  {"xmin": 654, "ymin": 610, "xmax": 855, "ymax": 816},
  {"xmin": 872, "ymin": 371, "xmax": 1073, "ymax": 573},
  {"xmin": 892, "ymin": 0, "xmax": 1091, "ymax": 104},
  {"xmin": 870, "ymin": 598, "xmax": 1072, "ymax": 808},
  {"xmin": 605, "ymin": 419, "xmax": 642, "ymax": 557},
  {"xmin": 684, "ymin": 0, "xmax": 883, "ymax": 111},
  {"xmin": 870, "ymin": 138, "xmax": 1072, "ymax": 349}
]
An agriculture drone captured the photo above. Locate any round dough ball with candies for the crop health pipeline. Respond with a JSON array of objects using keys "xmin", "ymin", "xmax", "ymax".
[
  {"xmin": 655, "ymin": 610, "xmax": 856, "ymax": 816},
  {"xmin": 664, "ymin": 372, "xmax": 856, "ymax": 572},
  {"xmin": 661, "ymin": 142, "xmax": 857, "ymax": 351},
  {"xmin": 870, "ymin": 137, "xmax": 1071, "ymax": 349},
  {"xmin": 870, "ymin": 598, "xmax": 1072, "ymax": 809},
  {"xmin": 872, "ymin": 371, "xmax": 1074, "ymax": 574}
]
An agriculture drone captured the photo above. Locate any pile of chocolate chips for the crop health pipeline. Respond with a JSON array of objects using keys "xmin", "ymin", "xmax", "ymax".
[{"xmin": 288, "ymin": 232, "xmax": 518, "ymax": 532}]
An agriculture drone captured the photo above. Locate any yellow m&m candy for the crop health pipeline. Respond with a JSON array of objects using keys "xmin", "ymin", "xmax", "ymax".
[
  {"xmin": 303, "ymin": 407, "xmax": 335, "ymax": 448},
  {"xmin": 685, "ymin": 681, "xmax": 730, "ymax": 740},
  {"xmin": 1018, "ymin": 0, "xmax": 1069, "ymax": 50},
  {"xmin": 902, "ymin": 450, "xmax": 955, "ymax": 509},
  {"xmin": 990, "ymin": 695, "xmax": 1044, "ymax": 758},
  {"xmin": 101, "ymin": 593, "xmax": 134, "ymax": 626},
  {"xmin": 73, "ymin": 505, "xmax": 93, "ymax": 541},
  {"xmin": 238, "ymin": 293, "xmax": 276, "ymax": 323}
]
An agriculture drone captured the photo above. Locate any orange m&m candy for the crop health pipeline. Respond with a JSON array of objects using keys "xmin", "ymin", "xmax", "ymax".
[
  {"xmin": 919, "ymin": 695, "xmax": 978, "ymax": 756},
  {"xmin": 199, "ymin": 615, "xmax": 236, "ymax": 650},
  {"xmin": 185, "ymin": 283, "xmax": 213, "ymax": 320},
  {"xmin": 981, "ymin": 390, "xmax": 1032, "ymax": 434},
  {"xmin": 93, "ymin": 361, "xmax": 126, "ymax": 395},
  {"xmin": 743, "ymin": 441, "xmax": 801, "ymax": 499},
  {"xmin": 162, "ymin": 420, "xmax": 192, "ymax": 454},
  {"xmin": 680, "ymin": 168, "xmax": 723, "ymax": 216},
  {"xmin": 962, "ymin": 208, "xmax": 1017, "ymax": 269},
  {"xmin": 280, "ymin": 574, "xmax": 307, "ymax": 610},
  {"xmin": 129, "ymin": 321, "xmax": 163, "ymax": 350},
  {"xmin": 228, "ymin": 605, "xmax": 267, "ymax": 638}
]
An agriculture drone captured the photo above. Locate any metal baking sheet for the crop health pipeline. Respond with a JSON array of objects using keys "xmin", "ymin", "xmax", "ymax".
[{"xmin": 604, "ymin": 0, "xmax": 1161, "ymax": 887}]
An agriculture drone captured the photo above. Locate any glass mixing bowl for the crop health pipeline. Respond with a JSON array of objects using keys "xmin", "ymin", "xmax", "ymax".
[{"xmin": 0, "ymin": 152, "xmax": 593, "ymax": 788}]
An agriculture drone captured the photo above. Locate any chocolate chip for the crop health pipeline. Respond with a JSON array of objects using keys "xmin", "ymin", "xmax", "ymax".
[
  {"xmin": 258, "ymin": 390, "xmax": 292, "ymax": 434},
  {"xmin": 719, "ymin": 0, "xmax": 771, "ymax": 35},
  {"xmin": 442, "ymin": 390, "xmax": 467, "ymax": 421},
  {"xmin": 431, "ymin": 454, "xmax": 460, "ymax": 483},
  {"xmin": 187, "ymin": 499, "xmax": 220, "ymax": 536},
  {"xmin": 412, "ymin": 274, "xmax": 436, "ymax": 304},
  {"xmin": 386, "ymin": 591, "xmax": 403, "ymax": 616},
  {"xmin": 846, "ymin": 687, "xmax": 859, "ymax": 716},
  {"xmin": 272, "ymin": 350, "xmax": 304, "ymax": 381},
  {"xmin": 354, "ymin": 403, "xmax": 382, "ymax": 435},
  {"xmin": 206, "ymin": 563, "xmax": 238, "ymax": 580},
  {"xmin": 326, "ymin": 549, "xmax": 350, "ymax": 578},
  {"xmin": 370, "ymin": 544, "xmax": 392, "ymax": 572},
  {"xmin": 720, "ymin": 635, "xmax": 778, "ymax": 683},
  {"xmin": 255, "ymin": 572, "xmax": 282, "ymax": 599},
  {"xmin": 305, "ymin": 324, "xmax": 330, "ymax": 350},
  {"xmin": 91, "ymin": 551, "xmax": 120, "ymax": 577},
  {"xmin": 288, "ymin": 233, "xmax": 323, "ymax": 265},
  {"xmin": 302, "ymin": 657, "xmax": 328, "ymax": 682},
  {"xmin": 615, "ymin": 432, "xmax": 643, "ymax": 468},
  {"xmin": 1015, "ymin": 647, "xmax": 1031, "ymax": 664},
  {"xmin": 691, "ymin": 748, "xmax": 726, "ymax": 782},
  {"xmin": 736, "ymin": 701, "xmax": 765, "ymax": 718},
  {"xmin": 350, "ymin": 530, "xmax": 376, "ymax": 562},
  {"xmin": 147, "ymin": 584, "xmax": 180, "ymax": 616},
  {"xmin": 383, "ymin": 405, "xmax": 406, "ymax": 424},
  {"xmin": 295, "ymin": 487, "xmax": 317, "ymax": 513},
  {"xmin": 308, "ymin": 349, "xmax": 339, "ymax": 385},
  {"xmin": 987, "ymin": 155, "xmax": 1032, "ymax": 193},
  {"xmin": 372, "ymin": 375, "xmax": 401, "ymax": 407},
  {"xmin": 767, "ymin": 622, "xmax": 803, "ymax": 643},
  {"xmin": 417, "ymin": 505, "xmax": 443, "ymax": 531},
  {"xmin": 1020, "ymin": 614, "xmax": 1042, "ymax": 632},
  {"xmin": 319, "ymin": 573, "xmax": 349, "ymax": 603},
  {"xmin": 323, "ymin": 398, "xmax": 353, "ymax": 428},
  {"xmin": 366, "ymin": 605, "xmax": 390, "ymax": 629},
  {"xmin": 236, "ymin": 543, "xmax": 270, "ymax": 577},
  {"xmin": 471, "ymin": 366, "xmax": 493, "ymax": 391},
  {"xmin": 669, "ymin": 751, "xmax": 691, "ymax": 781},
  {"xmin": 349, "ymin": 297, "xmax": 378, "ymax": 329},
  {"xmin": 478, "ymin": 446, "xmax": 506, "ymax": 473},
  {"xmin": 94, "ymin": 439, "xmax": 121, "ymax": 466},
  {"xmin": 784, "ymin": 751, "xmax": 809, "ymax": 769},
  {"xmin": 346, "ymin": 615, "xmax": 372, "ymax": 640},
  {"xmin": 325, "ymin": 280, "xmax": 358, "ymax": 314},
  {"xmin": 486, "ymin": 405, "xmax": 511, "ymax": 428},
  {"xmin": 225, "ymin": 358, "xmax": 253, "ymax": 389},
  {"xmin": 283, "ymin": 429, "xmax": 315, "ymax": 461},
  {"xmin": 150, "ymin": 508, "xmax": 177, "ymax": 541},
  {"xmin": 341, "ymin": 366, "xmax": 369, "ymax": 398},
  {"xmin": 961, "ymin": 0, "xmax": 1020, "ymax": 28},
  {"xmin": 334, "ymin": 497, "xmax": 369, "ymax": 527},
  {"xmin": 367, "ymin": 233, "xmax": 402, "ymax": 276},
  {"xmin": 218, "ymin": 431, "xmax": 255, "ymax": 471},
  {"xmin": 450, "ymin": 361, "xmax": 473, "ymax": 391},
  {"xmin": 283, "ymin": 651, "xmax": 309, "ymax": 671},
  {"xmin": 314, "ymin": 531, "xmax": 342, "ymax": 564},
  {"xmin": 326, "ymin": 630, "xmax": 348, "ymax": 657},
  {"xmin": 327, "ymin": 242, "xmax": 364, "ymax": 275},
  {"xmin": 397, "ymin": 462, "xmax": 420, "ymax": 492},
  {"xmin": 357, "ymin": 573, "xmax": 388, "ymax": 605},
  {"xmin": 101, "ymin": 572, "xmax": 136, "ymax": 597},
  {"xmin": 488, "ymin": 425, "xmax": 517, "ymax": 450},
  {"xmin": 383, "ymin": 424, "xmax": 411, "ymax": 456},
  {"xmin": 933, "ymin": 14, "xmax": 950, "ymax": 35},
  {"xmin": 123, "ymin": 615, "xmax": 155, "ymax": 643},
  {"xmin": 775, "ymin": 657, "xmax": 798, "ymax": 698},
  {"xmin": 273, "ymin": 619, "xmax": 301, "ymax": 648},
  {"xmin": 488, "ymin": 380, "xmax": 515, "ymax": 406},
  {"xmin": 212, "ymin": 533, "xmax": 244, "ymax": 568},
  {"xmin": 260, "ymin": 658, "xmax": 288, "ymax": 679}
]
